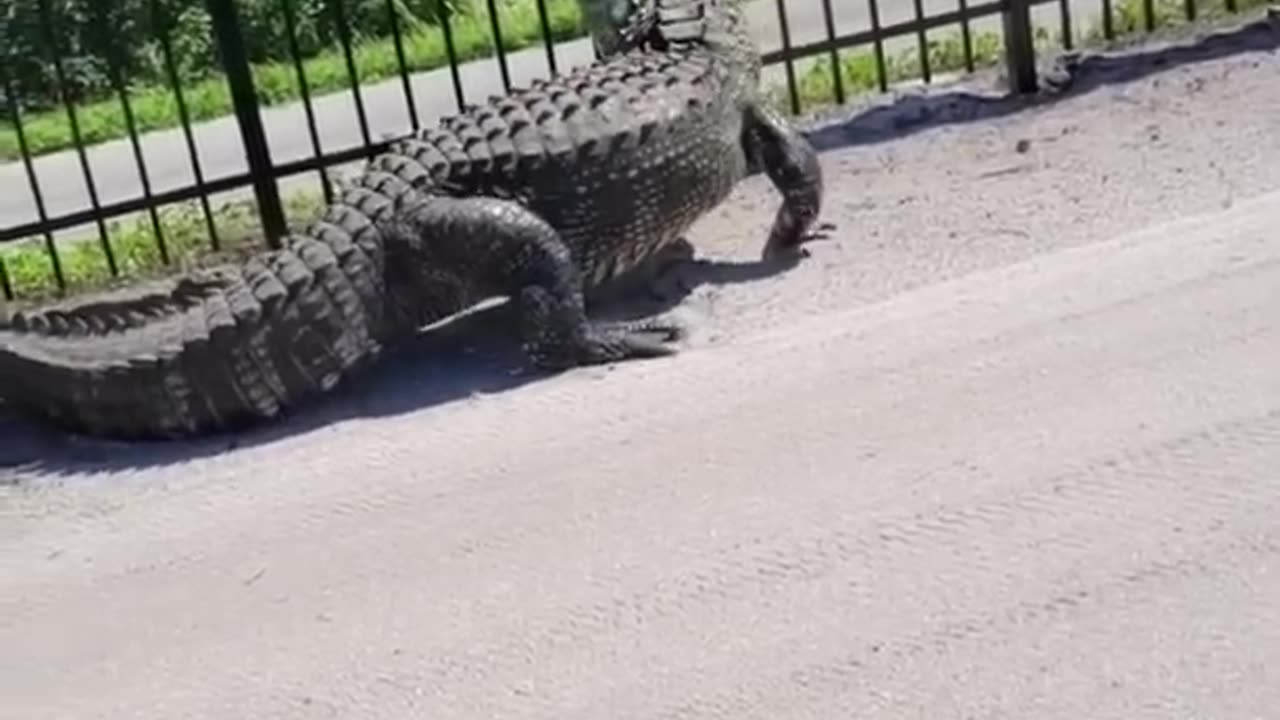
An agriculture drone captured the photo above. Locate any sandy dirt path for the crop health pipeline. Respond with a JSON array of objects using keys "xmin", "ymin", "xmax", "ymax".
[{"xmin": 2, "ymin": 18, "xmax": 1279, "ymax": 720}]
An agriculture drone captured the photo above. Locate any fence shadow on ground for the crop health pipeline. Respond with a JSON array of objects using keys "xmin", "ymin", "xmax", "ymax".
[
  {"xmin": 2, "ymin": 12, "xmax": 1275, "ymax": 482},
  {"xmin": 649, "ymin": 10, "xmax": 1280, "ymax": 310},
  {"xmin": 798, "ymin": 10, "xmax": 1279, "ymax": 154},
  {"xmin": 0, "ymin": 303, "xmax": 533, "ymax": 480}
]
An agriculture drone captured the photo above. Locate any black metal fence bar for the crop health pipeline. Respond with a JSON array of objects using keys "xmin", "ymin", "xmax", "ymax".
[
  {"xmin": 153, "ymin": 0, "xmax": 222, "ymax": 253},
  {"xmin": 386, "ymin": 0, "xmax": 423, "ymax": 133},
  {"xmin": 956, "ymin": 0, "xmax": 978, "ymax": 73},
  {"xmin": 1059, "ymin": 0, "xmax": 1075, "ymax": 47},
  {"xmin": 818, "ymin": 0, "xmax": 847, "ymax": 104},
  {"xmin": 208, "ymin": 0, "xmax": 287, "ymax": 249},
  {"xmin": 1003, "ymin": 0, "xmax": 1039, "ymax": 93},
  {"xmin": 485, "ymin": 0, "xmax": 515, "ymax": 93},
  {"xmin": 772, "ymin": 0, "xmax": 802, "ymax": 114},
  {"xmin": 330, "ymin": 0, "xmax": 376, "ymax": 151},
  {"xmin": 282, "ymin": 0, "xmax": 337, "ymax": 205},
  {"xmin": 37, "ymin": 0, "xmax": 119, "ymax": 278},
  {"xmin": 1, "ymin": 63, "xmax": 65, "ymax": 291},
  {"xmin": 762, "ymin": 0, "xmax": 1011, "ymax": 65},
  {"xmin": 1101, "ymin": 0, "xmax": 1116, "ymax": 37},
  {"xmin": 101, "ymin": 3, "xmax": 170, "ymax": 268},
  {"xmin": 910, "ymin": 0, "xmax": 934, "ymax": 83},
  {"xmin": 0, "ymin": 258, "xmax": 12, "ymax": 300},
  {"xmin": 864, "ymin": 0, "xmax": 891, "ymax": 92},
  {"xmin": 534, "ymin": 0, "xmax": 562, "ymax": 75},
  {"xmin": 439, "ymin": 10, "xmax": 467, "ymax": 111},
  {"xmin": 1, "ymin": 142, "xmax": 386, "ymax": 244}
]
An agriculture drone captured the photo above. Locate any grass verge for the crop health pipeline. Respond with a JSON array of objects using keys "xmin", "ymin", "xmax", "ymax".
[
  {"xmin": 767, "ymin": 0, "xmax": 1272, "ymax": 113},
  {"xmin": 1, "ymin": 191, "xmax": 325, "ymax": 307},
  {"xmin": 1, "ymin": 0, "xmax": 1270, "ymax": 305},
  {"xmin": 0, "ymin": 0, "xmax": 586, "ymax": 162}
]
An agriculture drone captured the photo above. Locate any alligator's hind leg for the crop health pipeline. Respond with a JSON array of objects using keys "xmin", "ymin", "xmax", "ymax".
[
  {"xmin": 585, "ymin": 237, "xmax": 698, "ymax": 311},
  {"xmin": 743, "ymin": 103, "xmax": 833, "ymax": 263},
  {"xmin": 389, "ymin": 195, "xmax": 683, "ymax": 368}
]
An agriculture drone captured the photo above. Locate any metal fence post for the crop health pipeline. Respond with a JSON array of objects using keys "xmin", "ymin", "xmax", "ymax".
[
  {"xmin": 206, "ymin": 0, "xmax": 288, "ymax": 249},
  {"xmin": 1001, "ymin": 0, "xmax": 1038, "ymax": 94}
]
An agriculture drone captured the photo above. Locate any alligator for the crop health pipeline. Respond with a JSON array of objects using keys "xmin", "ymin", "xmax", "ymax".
[{"xmin": 0, "ymin": 0, "xmax": 825, "ymax": 441}]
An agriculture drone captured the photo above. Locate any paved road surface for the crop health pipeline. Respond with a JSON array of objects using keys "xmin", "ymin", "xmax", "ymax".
[
  {"xmin": 0, "ymin": 0, "xmax": 1090, "ymax": 238},
  {"xmin": 1, "ymin": 34, "xmax": 1277, "ymax": 718}
]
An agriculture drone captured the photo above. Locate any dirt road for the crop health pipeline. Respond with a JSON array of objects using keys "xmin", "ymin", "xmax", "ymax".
[{"xmin": 2, "ymin": 20, "xmax": 1278, "ymax": 720}]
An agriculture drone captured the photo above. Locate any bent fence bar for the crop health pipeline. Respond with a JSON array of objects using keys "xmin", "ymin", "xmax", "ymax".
[{"xmin": 0, "ymin": 0, "xmax": 1254, "ymax": 300}]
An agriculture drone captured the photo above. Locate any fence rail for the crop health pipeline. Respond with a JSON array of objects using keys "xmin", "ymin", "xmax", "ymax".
[{"xmin": 0, "ymin": 0, "xmax": 1256, "ymax": 301}]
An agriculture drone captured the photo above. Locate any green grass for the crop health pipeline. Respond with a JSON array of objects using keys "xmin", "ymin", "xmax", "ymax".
[
  {"xmin": 0, "ymin": 0, "xmax": 586, "ymax": 162},
  {"xmin": 1, "ymin": 191, "xmax": 326, "ymax": 307},
  {"xmin": 0, "ymin": 0, "xmax": 1270, "ymax": 305},
  {"xmin": 769, "ymin": 0, "xmax": 1272, "ymax": 114}
]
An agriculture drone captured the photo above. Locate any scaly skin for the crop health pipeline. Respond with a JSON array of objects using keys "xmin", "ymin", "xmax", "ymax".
[{"xmin": 0, "ymin": 0, "xmax": 825, "ymax": 440}]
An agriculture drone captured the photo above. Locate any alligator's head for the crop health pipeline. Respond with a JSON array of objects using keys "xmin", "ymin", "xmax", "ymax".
[
  {"xmin": 577, "ymin": 0, "xmax": 657, "ymax": 57},
  {"xmin": 576, "ymin": 0, "xmax": 753, "ymax": 59}
]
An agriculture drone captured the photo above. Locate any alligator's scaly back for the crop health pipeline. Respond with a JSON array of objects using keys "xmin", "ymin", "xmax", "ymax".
[
  {"xmin": 1, "ymin": 0, "xmax": 825, "ymax": 441},
  {"xmin": 0, "ymin": 172, "xmax": 423, "ymax": 439}
]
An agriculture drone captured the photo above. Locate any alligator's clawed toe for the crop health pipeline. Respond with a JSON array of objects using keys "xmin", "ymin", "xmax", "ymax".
[
  {"xmin": 761, "ymin": 220, "xmax": 836, "ymax": 264},
  {"xmin": 590, "ymin": 318, "xmax": 686, "ymax": 361}
]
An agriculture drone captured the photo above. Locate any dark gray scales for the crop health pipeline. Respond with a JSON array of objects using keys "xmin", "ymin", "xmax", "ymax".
[{"xmin": 0, "ymin": 0, "xmax": 826, "ymax": 440}]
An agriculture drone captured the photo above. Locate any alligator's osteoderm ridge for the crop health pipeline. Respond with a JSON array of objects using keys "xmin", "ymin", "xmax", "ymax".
[{"xmin": 0, "ymin": 0, "xmax": 825, "ymax": 440}]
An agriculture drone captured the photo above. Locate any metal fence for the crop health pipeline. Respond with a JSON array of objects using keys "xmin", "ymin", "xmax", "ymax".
[{"xmin": 0, "ymin": 0, "xmax": 1251, "ymax": 300}]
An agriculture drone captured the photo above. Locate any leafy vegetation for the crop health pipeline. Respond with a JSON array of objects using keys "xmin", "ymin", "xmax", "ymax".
[{"xmin": 0, "ymin": 0, "xmax": 587, "ymax": 160}]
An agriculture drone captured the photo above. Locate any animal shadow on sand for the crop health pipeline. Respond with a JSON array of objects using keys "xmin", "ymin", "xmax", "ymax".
[
  {"xmin": 623, "ymin": 9, "xmax": 1280, "ymax": 316},
  {"xmin": 2, "ymin": 12, "xmax": 1274, "ymax": 480}
]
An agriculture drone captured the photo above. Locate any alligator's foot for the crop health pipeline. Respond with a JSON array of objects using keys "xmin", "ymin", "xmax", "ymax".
[
  {"xmin": 762, "ymin": 220, "xmax": 837, "ymax": 265},
  {"xmin": 519, "ymin": 286, "xmax": 684, "ymax": 368},
  {"xmin": 641, "ymin": 238, "xmax": 700, "ymax": 303},
  {"xmin": 745, "ymin": 102, "xmax": 828, "ymax": 264},
  {"xmin": 586, "ymin": 237, "xmax": 700, "ymax": 311},
  {"xmin": 393, "ymin": 195, "xmax": 685, "ymax": 372}
]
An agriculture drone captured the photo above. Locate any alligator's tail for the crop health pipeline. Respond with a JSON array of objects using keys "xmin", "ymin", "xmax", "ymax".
[{"xmin": 0, "ymin": 203, "xmax": 395, "ymax": 440}]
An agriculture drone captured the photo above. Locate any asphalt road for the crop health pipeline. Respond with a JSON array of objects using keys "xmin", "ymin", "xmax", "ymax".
[{"xmin": 0, "ymin": 0, "xmax": 1091, "ymax": 239}]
